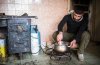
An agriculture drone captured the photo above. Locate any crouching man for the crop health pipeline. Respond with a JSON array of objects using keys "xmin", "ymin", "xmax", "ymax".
[{"xmin": 52, "ymin": 8, "xmax": 90, "ymax": 62}]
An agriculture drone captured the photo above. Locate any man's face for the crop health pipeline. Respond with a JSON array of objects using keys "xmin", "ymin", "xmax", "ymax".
[{"xmin": 73, "ymin": 12, "xmax": 83, "ymax": 21}]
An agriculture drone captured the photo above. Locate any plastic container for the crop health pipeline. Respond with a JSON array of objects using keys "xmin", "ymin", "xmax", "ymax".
[
  {"xmin": 0, "ymin": 39, "xmax": 6, "ymax": 59},
  {"xmin": 31, "ymin": 25, "xmax": 41, "ymax": 55}
]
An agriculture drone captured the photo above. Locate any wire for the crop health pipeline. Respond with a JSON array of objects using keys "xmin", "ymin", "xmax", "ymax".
[{"xmin": 40, "ymin": 43, "xmax": 54, "ymax": 55}]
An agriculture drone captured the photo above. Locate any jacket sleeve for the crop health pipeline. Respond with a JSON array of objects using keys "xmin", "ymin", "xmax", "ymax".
[
  {"xmin": 75, "ymin": 19, "xmax": 88, "ymax": 43},
  {"xmin": 58, "ymin": 15, "xmax": 67, "ymax": 32}
]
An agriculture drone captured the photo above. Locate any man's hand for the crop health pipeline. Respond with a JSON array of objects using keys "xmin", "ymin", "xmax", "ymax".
[
  {"xmin": 69, "ymin": 39, "xmax": 78, "ymax": 49},
  {"xmin": 57, "ymin": 32, "xmax": 63, "ymax": 42}
]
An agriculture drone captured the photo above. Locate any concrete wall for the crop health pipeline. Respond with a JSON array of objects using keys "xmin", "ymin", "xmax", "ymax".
[{"xmin": 0, "ymin": 0, "xmax": 69, "ymax": 42}]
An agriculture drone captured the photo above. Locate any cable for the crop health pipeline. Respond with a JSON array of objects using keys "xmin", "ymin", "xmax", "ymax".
[{"xmin": 40, "ymin": 43, "xmax": 54, "ymax": 55}]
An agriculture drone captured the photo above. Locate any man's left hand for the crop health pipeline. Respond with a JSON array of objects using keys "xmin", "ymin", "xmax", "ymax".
[{"xmin": 70, "ymin": 39, "xmax": 78, "ymax": 49}]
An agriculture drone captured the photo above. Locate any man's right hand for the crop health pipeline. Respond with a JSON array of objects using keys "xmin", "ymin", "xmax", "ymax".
[{"xmin": 57, "ymin": 32, "xmax": 63, "ymax": 42}]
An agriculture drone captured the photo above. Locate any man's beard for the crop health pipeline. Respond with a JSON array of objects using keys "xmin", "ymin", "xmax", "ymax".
[{"xmin": 73, "ymin": 18, "xmax": 80, "ymax": 22}]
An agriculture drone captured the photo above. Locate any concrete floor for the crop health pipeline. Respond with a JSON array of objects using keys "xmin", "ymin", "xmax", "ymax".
[{"xmin": 1, "ymin": 42, "xmax": 100, "ymax": 65}]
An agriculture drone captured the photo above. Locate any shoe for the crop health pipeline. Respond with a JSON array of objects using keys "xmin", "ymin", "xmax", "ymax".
[{"xmin": 78, "ymin": 53, "xmax": 84, "ymax": 62}]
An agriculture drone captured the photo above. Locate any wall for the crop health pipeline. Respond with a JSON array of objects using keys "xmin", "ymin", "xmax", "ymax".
[
  {"xmin": 0, "ymin": 0, "xmax": 69, "ymax": 42},
  {"xmin": 91, "ymin": 0, "xmax": 100, "ymax": 41}
]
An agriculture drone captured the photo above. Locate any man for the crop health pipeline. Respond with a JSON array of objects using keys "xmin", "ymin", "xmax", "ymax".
[{"xmin": 52, "ymin": 8, "xmax": 90, "ymax": 62}]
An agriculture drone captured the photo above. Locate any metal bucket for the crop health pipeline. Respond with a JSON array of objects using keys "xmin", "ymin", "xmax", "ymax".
[{"xmin": 54, "ymin": 41, "xmax": 69, "ymax": 53}]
